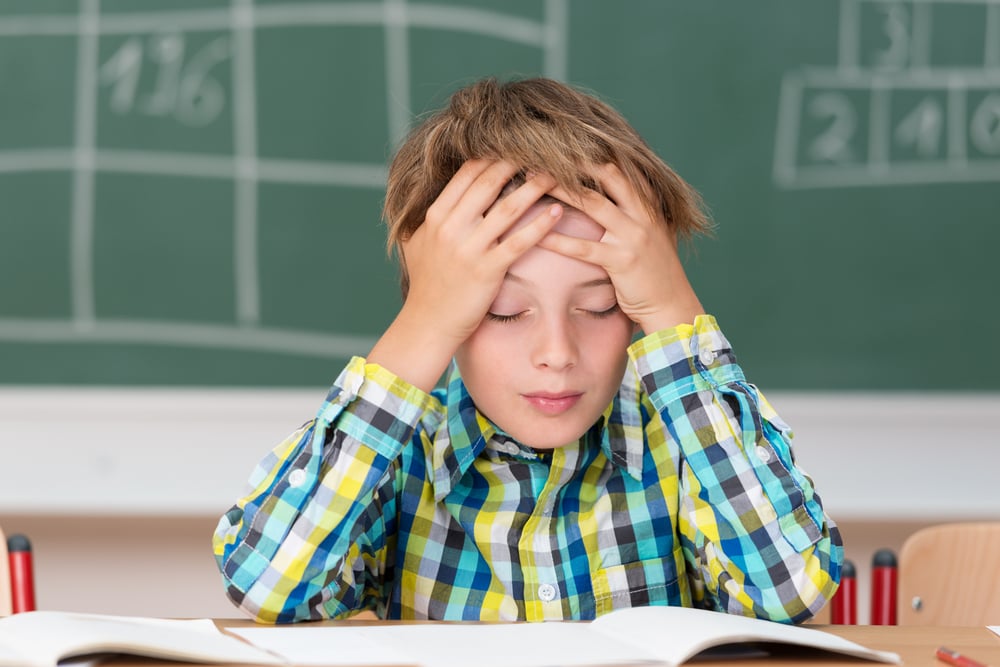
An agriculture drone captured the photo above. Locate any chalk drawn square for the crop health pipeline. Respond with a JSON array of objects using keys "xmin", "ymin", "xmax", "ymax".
[
  {"xmin": 408, "ymin": 26, "xmax": 548, "ymax": 115},
  {"xmin": 888, "ymin": 87, "xmax": 950, "ymax": 164},
  {"xmin": 0, "ymin": 34, "xmax": 76, "ymax": 150},
  {"xmin": 257, "ymin": 182, "xmax": 398, "ymax": 336},
  {"xmin": 255, "ymin": 24, "xmax": 389, "ymax": 164},
  {"xmin": 0, "ymin": 171, "xmax": 73, "ymax": 318},
  {"xmin": 796, "ymin": 86, "xmax": 871, "ymax": 168},
  {"xmin": 927, "ymin": 2, "xmax": 989, "ymax": 70},
  {"xmin": 93, "ymin": 172, "xmax": 236, "ymax": 324},
  {"xmin": 95, "ymin": 29, "xmax": 235, "ymax": 155}
]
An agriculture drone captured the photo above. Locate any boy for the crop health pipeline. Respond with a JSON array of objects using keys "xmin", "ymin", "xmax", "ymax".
[{"xmin": 213, "ymin": 77, "xmax": 842, "ymax": 624}]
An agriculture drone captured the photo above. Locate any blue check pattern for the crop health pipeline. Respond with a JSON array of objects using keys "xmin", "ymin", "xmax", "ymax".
[{"xmin": 214, "ymin": 315, "xmax": 842, "ymax": 624}]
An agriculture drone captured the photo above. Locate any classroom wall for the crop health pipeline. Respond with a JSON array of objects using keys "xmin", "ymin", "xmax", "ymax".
[{"xmin": 0, "ymin": 513, "xmax": 942, "ymax": 624}]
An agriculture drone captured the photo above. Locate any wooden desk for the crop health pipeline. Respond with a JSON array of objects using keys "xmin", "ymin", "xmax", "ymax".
[{"xmin": 102, "ymin": 623, "xmax": 1000, "ymax": 667}]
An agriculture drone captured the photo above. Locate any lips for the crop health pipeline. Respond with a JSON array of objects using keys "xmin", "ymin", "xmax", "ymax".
[{"xmin": 522, "ymin": 392, "xmax": 583, "ymax": 415}]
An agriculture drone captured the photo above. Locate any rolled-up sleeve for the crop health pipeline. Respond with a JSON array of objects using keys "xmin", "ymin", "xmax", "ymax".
[
  {"xmin": 628, "ymin": 315, "xmax": 843, "ymax": 623},
  {"xmin": 212, "ymin": 357, "xmax": 435, "ymax": 623}
]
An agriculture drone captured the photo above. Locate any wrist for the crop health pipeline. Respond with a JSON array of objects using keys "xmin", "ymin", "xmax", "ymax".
[
  {"xmin": 636, "ymin": 293, "xmax": 705, "ymax": 335},
  {"xmin": 368, "ymin": 305, "xmax": 461, "ymax": 393}
]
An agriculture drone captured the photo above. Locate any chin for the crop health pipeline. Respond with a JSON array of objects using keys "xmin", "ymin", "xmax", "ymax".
[{"xmin": 509, "ymin": 420, "xmax": 594, "ymax": 451}]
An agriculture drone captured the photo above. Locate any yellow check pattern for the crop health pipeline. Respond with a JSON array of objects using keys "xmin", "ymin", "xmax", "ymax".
[{"xmin": 213, "ymin": 315, "xmax": 842, "ymax": 624}]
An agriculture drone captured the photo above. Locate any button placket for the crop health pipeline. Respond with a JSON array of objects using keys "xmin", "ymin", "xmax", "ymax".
[
  {"xmin": 537, "ymin": 583, "xmax": 557, "ymax": 602},
  {"xmin": 287, "ymin": 468, "xmax": 307, "ymax": 488}
]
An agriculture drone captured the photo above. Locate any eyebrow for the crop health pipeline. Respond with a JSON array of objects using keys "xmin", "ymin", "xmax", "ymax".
[{"xmin": 504, "ymin": 273, "xmax": 613, "ymax": 289}]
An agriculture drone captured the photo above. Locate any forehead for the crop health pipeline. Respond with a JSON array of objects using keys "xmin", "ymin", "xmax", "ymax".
[
  {"xmin": 502, "ymin": 205, "xmax": 609, "ymax": 287},
  {"xmin": 507, "ymin": 201, "xmax": 604, "ymax": 241}
]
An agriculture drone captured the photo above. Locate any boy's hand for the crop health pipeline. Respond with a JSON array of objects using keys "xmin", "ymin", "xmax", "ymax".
[
  {"xmin": 369, "ymin": 160, "xmax": 561, "ymax": 392},
  {"xmin": 539, "ymin": 163, "xmax": 704, "ymax": 335}
]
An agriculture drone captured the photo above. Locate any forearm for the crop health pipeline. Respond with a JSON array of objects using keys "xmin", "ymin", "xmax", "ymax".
[
  {"xmin": 368, "ymin": 303, "xmax": 462, "ymax": 394},
  {"xmin": 213, "ymin": 359, "xmax": 432, "ymax": 622},
  {"xmin": 679, "ymin": 466, "xmax": 842, "ymax": 623},
  {"xmin": 630, "ymin": 316, "xmax": 843, "ymax": 622}
]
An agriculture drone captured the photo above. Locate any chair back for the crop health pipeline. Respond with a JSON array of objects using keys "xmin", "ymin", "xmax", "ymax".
[{"xmin": 898, "ymin": 522, "xmax": 1000, "ymax": 625}]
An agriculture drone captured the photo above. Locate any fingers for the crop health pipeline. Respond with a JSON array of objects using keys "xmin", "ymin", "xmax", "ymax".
[
  {"xmin": 494, "ymin": 202, "xmax": 564, "ymax": 264},
  {"xmin": 536, "ymin": 230, "xmax": 608, "ymax": 266},
  {"xmin": 477, "ymin": 172, "xmax": 558, "ymax": 241},
  {"xmin": 591, "ymin": 163, "xmax": 648, "ymax": 220},
  {"xmin": 423, "ymin": 161, "xmax": 559, "ymax": 261},
  {"xmin": 548, "ymin": 182, "xmax": 628, "ymax": 237},
  {"xmin": 425, "ymin": 160, "xmax": 518, "ymax": 227}
]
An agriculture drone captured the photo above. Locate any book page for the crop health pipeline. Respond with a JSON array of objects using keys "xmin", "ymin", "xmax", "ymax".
[
  {"xmin": 590, "ymin": 607, "xmax": 901, "ymax": 665},
  {"xmin": 232, "ymin": 623, "xmax": 658, "ymax": 667},
  {"xmin": 234, "ymin": 607, "xmax": 903, "ymax": 667},
  {"xmin": 0, "ymin": 612, "xmax": 284, "ymax": 667}
]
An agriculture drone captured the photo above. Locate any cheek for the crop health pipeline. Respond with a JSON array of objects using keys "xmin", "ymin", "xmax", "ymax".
[
  {"xmin": 582, "ymin": 316, "xmax": 634, "ymax": 370},
  {"xmin": 455, "ymin": 325, "xmax": 518, "ymax": 380}
]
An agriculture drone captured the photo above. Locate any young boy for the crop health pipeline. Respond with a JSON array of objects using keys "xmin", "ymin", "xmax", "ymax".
[{"xmin": 213, "ymin": 77, "xmax": 842, "ymax": 624}]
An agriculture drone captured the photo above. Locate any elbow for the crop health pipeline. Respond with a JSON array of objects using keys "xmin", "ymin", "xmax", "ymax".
[
  {"xmin": 221, "ymin": 583, "xmax": 307, "ymax": 624},
  {"xmin": 722, "ymin": 545, "xmax": 844, "ymax": 625}
]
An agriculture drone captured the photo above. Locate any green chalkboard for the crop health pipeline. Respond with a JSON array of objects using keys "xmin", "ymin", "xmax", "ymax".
[{"xmin": 1, "ymin": 0, "xmax": 998, "ymax": 389}]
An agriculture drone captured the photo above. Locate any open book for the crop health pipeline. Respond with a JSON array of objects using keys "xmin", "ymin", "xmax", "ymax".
[
  {"xmin": 0, "ymin": 606, "xmax": 901, "ymax": 667},
  {"xmin": 0, "ymin": 611, "xmax": 283, "ymax": 667},
  {"xmin": 231, "ymin": 606, "xmax": 902, "ymax": 667}
]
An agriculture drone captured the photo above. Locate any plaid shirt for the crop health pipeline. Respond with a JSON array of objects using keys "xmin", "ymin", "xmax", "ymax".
[{"xmin": 214, "ymin": 315, "xmax": 842, "ymax": 624}]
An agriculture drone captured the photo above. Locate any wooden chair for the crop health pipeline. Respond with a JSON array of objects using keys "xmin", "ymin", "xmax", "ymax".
[{"xmin": 897, "ymin": 522, "xmax": 1000, "ymax": 625}]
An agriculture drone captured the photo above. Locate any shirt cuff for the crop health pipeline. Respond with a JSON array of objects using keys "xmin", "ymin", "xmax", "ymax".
[
  {"xmin": 319, "ymin": 356, "xmax": 438, "ymax": 461},
  {"xmin": 627, "ymin": 314, "xmax": 744, "ymax": 404}
]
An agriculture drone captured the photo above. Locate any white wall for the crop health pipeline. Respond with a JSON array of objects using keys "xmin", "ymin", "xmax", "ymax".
[{"xmin": 2, "ymin": 389, "xmax": 999, "ymax": 621}]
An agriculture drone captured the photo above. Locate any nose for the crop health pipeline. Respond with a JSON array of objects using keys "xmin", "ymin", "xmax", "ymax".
[{"xmin": 530, "ymin": 314, "xmax": 577, "ymax": 371}]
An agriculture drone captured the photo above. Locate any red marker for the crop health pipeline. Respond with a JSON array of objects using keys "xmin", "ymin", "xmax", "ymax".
[
  {"xmin": 870, "ymin": 548, "xmax": 897, "ymax": 625},
  {"xmin": 936, "ymin": 647, "xmax": 988, "ymax": 667},
  {"xmin": 7, "ymin": 534, "xmax": 36, "ymax": 613},
  {"xmin": 830, "ymin": 559, "xmax": 857, "ymax": 624}
]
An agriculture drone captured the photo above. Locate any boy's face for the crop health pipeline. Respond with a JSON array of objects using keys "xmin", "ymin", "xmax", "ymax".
[{"xmin": 454, "ymin": 205, "xmax": 634, "ymax": 449}]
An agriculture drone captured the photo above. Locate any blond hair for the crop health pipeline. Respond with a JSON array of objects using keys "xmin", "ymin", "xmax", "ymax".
[{"xmin": 383, "ymin": 77, "xmax": 711, "ymax": 295}]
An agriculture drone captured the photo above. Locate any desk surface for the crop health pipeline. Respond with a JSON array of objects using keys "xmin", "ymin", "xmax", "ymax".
[{"xmin": 102, "ymin": 622, "xmax": 1000, "ymax": 667}]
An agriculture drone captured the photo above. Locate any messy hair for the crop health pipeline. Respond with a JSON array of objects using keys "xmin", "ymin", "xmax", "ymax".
[{"xmin": 383, "ymin": 77, "xmax": 712, "ymax": 296}]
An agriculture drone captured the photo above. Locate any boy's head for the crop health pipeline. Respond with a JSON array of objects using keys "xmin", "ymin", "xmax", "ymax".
[
  {"xmin": 382, "ymin": 77, "xmax": 711, "ymax": 448},
  {"xmin": 453, "ymin": 201, "xmax": 636, "ymax": 449},
  {"xmin": 383, "ymin": 76, "xmax": 710, "ymax": 297}
]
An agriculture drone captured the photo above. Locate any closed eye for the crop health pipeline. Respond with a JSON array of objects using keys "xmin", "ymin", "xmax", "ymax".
[
  {"xmin": 585, "ymin": 304, "xmax": 621, "ymax": 319},
  {"xmin": 485, "ymin": 311, "xmax": 525, "ymax": 324}
]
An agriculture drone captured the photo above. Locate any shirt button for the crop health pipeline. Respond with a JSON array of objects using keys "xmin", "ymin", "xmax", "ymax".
[
  {"xmin": 537, "ymin": 584, "xmax": 557, "ymax": 602},
  {"xmin": 699, "ymin": 348, "xmax": 716, "ymax": 366},
  {"xmin": 288, "ymin": 468, "xmax": 307, "ymax": 488},
  {"xmin": 755, "ymin": 446, "xmax": 772, "ymax": 463}
]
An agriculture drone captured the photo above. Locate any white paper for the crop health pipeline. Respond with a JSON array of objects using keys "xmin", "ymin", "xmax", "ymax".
[
  {"xmin": 232, "ymin": 608, "xmax": 900, "ymax": 667},
  {"xmin": 229, "ymin": 627, "xmax": 413, "ymax": 667},
  {"xmin": 989, "ymin": 625, "xmax": 1000, "ymax": 638},
  {"xmin": 232, "ymin": 623, "xmax": 656, "ymax": 667},
  {"xmin": 0, "ymin": 612, "xmax": 284, "ymax": 667},
  {"xmin": 592, "ymin": 607, "xmax": 901, "ymax": 665}
]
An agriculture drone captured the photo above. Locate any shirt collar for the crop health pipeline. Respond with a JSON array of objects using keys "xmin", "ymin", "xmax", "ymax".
[
  {"xmin": 430, "ymin": 362, "xmax": 646, "ymax": 501},
  {"xmin": 598, "ymin": 361, "xmax": 646, "ymax": 482}
]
